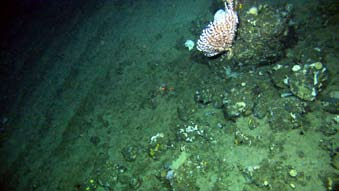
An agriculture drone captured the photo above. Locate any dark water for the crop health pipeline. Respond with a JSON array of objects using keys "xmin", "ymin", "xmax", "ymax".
[{"xmin": 0, "ymin": 0, "xmax": 338, "ymax": 190}]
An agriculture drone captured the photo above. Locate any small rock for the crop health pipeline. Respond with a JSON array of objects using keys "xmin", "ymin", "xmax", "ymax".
[
  {"xmin": 289, "ymin": 62, "xmax": 328, "ymax": 101},
  {"xmin": 289, "ymin": 169, "xmax": 298, "ymax": 177},
  {"xmin": 290, "ymin": 183, "xmax": 296, "ymax": 189},
  {"xmin": 247, "ymin": 7, "xmax": 258, "ymax": 16},
  {"xmin": 121, "ymin": 145, "xmax": 138, "ymax": 162},
  {"xmin": 331, "ymin": 154, "xmax": 339, "ymax": 170},
  {"xmin": 89, "ymin": 136, "xmax": 100, "ymax": 146}
]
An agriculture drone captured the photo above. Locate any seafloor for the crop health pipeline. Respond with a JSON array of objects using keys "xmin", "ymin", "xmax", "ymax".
[{"xmin": 0, "ymin": 0, "xmax": 338, "ymax": 190}]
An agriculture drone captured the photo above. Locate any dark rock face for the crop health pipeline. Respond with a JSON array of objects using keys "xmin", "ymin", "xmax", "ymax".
[{"xmin": 232, "ymin": 4, "xmax": 295, "ymax": 66}]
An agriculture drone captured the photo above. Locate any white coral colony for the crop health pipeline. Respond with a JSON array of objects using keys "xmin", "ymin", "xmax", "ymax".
[{"xmin": 184, "ymin": 40, "xmax": 195, "ymax": 51}]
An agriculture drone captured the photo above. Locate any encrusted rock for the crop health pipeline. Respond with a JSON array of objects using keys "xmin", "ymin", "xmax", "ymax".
[
  {"xmin": 232, "ymin": 4, "xmax": 294, "ymax": 66},
  {"xmin": 222, "ymin": 88, "xmax": 253, "ymax": 120},
  {"xmin": 289, "ymin": 62, "xmax": 328, "ymax": 101},
  {"xmin": 121, "ymin": 145, "xmax": 138, "ymax": 162},
  {"xmin": 194, "ymin": 89, "xmax": 213, "ymax": 105}
]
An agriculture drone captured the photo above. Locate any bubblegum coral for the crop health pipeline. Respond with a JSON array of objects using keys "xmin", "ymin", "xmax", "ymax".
[{"xmin": 197, "ymin": 0, "xmax": 238, "ymax": 57}]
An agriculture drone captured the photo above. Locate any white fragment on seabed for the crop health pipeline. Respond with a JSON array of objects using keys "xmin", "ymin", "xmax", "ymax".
[
  {"xmin": 311, "ymin": 88, "xmax": 317, "ymax": 97},
  {"xmin": 150, "ymin": 132, "xmax": 164, "ymax": 143},
  {"xmin": 283, "ymin": 76, "xmax": 289, "ymax": 85},
  {"xmin": 281, "ymin": 92, "xmax": 293, "ymax": 98},
  {"xmin": 313, "ymin": 71, "xmax": 319, "ymax": 85},
  {"xmin": 314, "ymin": 47, "xmax": 321, "ymax": 52},
  {"xmin": 292, "ymin": 64, "xmax": 301, "ymax": 72},
  {"xmin": 184, "ymin": 40, "xmax": 195, "ymax": 51}
]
